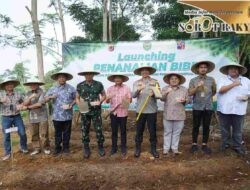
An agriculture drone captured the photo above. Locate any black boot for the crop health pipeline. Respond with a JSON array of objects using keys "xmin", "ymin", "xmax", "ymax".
[
  {"xmin": 83, "ymin": 144, "xmax": 91, "ymax": 159},
  {"xmin": 98, "ymin": 144, "xmax": 105, "ymax": 157},
  {"xmin": 110, "ymin": 147, "xmax": 117, "ymax": 156},
  {"xmin": 134, "ymin": 143, "xmax": 141, "ymax": 158},
  {"xmin": 151, "ymin": 145, "xmax": 159, "ymax": 158}
]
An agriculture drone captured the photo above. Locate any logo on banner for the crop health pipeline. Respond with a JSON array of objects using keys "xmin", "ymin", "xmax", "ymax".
[
  {"xmin": 177, "ymin": 40, "xmax": 185, "ymax": 50},
  {"xmin": 108, "ymin": 44, "xmax": 114, "ymax": 51},
  {"xmin": 178, "ymin": 16, "xmax": 237, "ymax": 33},
  {"xmin": 143, "ymin": 41, "xmax": 152, "ymax": 51},
  {"xmin": 178, "ymin": 0, "xmax": 250, "ymax": 34}
]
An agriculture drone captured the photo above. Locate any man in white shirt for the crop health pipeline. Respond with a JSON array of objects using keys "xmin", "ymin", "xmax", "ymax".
[{"xmin": 217, "ymin": 63, "xmax": 249, "ymax": 156}]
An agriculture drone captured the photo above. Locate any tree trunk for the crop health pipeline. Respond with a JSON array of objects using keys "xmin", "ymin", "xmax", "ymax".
[
  {"xmin": 56, "ymin": 0, "xmax": 66, "ymax": 67},
  {"xmin": 103, "ymin": 0, "xmax": 108, "ymax": 42},
  {"xmin": 26, "ymin": 0, "xmax": 45, "ymax": 82},
  {"xmin": 57, "ymin": 0, "xmax": 66, "ymax": 43},
  {"xmin": 108, "ymin": 0, "xmax": 112, "ymax": 42}
]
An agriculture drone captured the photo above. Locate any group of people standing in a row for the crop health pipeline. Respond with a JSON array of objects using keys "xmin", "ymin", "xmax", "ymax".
[{"xmin": 0, "ymin": 60, "xmax": 249, "ymax": 161}]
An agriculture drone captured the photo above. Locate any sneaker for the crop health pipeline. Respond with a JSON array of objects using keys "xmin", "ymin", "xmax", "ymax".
[
  {"xmin": 201, "ymin": 145, "xmax": 212, "ymax": 155},
  {"xmin": 134, "ymin": 144, "xmax": 141, "ymax": 158},
  {"xmin": 151, "ymin": 147, "xmax": 159, "ymax": 158},
  {"xmin": 30, "ymin": 150, "xmax": 40, "ymax": 156},
  {"xmin": 53, "ymin": 149, "xmax": 61, "ymax": 157},
  {"xmin": 2, "ymin": 154, "xmax": 11, "ymax": 161},
  {"xmin": 121, "ymin": 147, "xmax": 127, "ymax": 157},
  {"xmin": 84, "ymin": 147, "xmax": 91, "ymax": 159},
  {"xmin": 221, "ymin": 144, "xmax": 230, "ymax": 152},
  {"xmin": 63, "ymin": 149, "xmax": 70, "ymax": 154},
  {"xmin": 44, "ymin": 149, "xmax": 51, "ymax": 155},
  {"xmin": 163, "ymin": 150, "xmax": 169, "ymax": 155},
  {"xmin": 190, "ymin": 145, "xmax": 199, "ymax": 153},
  {"xmin": 21, "ymin": 149, "xmax": 29, "ymax": 154},
  {"xmin": 173, "ymin": 150, "xmax": 182, "ymax": 155},
  {"xmin": 235, "ymin": 149, "xmax": 246, "ymax": 157}
]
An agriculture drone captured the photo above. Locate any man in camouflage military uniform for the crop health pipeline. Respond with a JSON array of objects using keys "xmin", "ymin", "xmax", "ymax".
[{"xmin": 76, "ymin": 70, "xmax": 106, "ymax": 158}]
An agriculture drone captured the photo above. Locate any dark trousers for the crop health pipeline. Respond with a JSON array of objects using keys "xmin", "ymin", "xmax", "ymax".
[
  {"xmin": 218, "ymin": 112, "xmax": 244, "ymax": 150},
  {"xmin": 110, "ymin": 114, "xmax": 127, "ymax": 150},
  {"xmin": 135, "ymin": 113, "xmax": 157, "ymax": 147},
  {"xmin": 53, "ymin": 120, "xmax": 72, "ymax": 151},
  {"xmin": 192, "ymin": 110, "xmax": 213, "ymax": 144}
]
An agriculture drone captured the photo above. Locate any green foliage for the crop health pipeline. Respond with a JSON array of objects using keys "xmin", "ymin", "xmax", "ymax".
[
  {"xmin": 0, "ymin": 14, "xmax": 12, "ymax": 27},
  {"xmin": 112, "ymin": 17, "xmax": 140, "ymax": 41},
  {"xmin": 67, "ymin": 1, "xmax": 141, "ymax": 42},
  {"xmin": 67, "ymin": 3, "xmax": 103, "ymax": 41},
  {"xmin": 151, "ymin": 0, "xmax": 190, "ymax": 40},
  {"xmin": 62, "ymin": 42, "xmax": 105, "ymax": 64},
  {"xmin": 153, "ymin": 27, "xmax": 189, "ymax": 40}
]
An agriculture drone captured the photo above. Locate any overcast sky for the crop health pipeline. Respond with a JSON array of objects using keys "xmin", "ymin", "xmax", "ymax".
[{"xmin": 0, "ymin": 0, "xmax": 153, "ymax": 77}]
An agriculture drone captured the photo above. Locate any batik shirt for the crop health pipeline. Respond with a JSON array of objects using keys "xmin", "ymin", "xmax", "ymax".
[
  {"xmin": 0, "ymin": 91, "xmax": 24, "ymax": 116},
  {"xmin": 45, "ymin": 83, "xmax": 76, "ymax": 121},
  {"xmin": 189, "ymin": 75, "xmax": 216, "ymax": 111},
  {"xmin": 26, "ymin": 87, "xmax": 48, "ymax": 123}
]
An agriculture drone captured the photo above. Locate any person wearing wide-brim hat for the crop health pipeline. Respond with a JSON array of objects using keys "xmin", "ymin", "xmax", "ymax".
[
  {"xmin": 75, "ymin": 69, "xmax": 106, "ymax": 158},
  {"xmin": 132, "ymin": 66, "xmax": 160, "ymax": 158},
  {"xmin": 50, "ymin": 69, "xmax": 73, "ymax": 81},
  {"xmin": 217, "ymin": 63, "xmax": 249, "ymax": 156},
  {"xmin": 106, "ymin": 73, "xmax": 131, "ymax": 157},
  {"xmin": 23, "ymin": 78, "xmax": 50, "ymax": 156},
  {"xmin": 0, "ymin": 78, "xmax": 20, "ymax": 90},
  {"xmin": 188, "ymin": 61, "xmax": 217, "ymax": 155},
  {"xmin": 161, "ymin": 73, "xmax": 189, "ymax": 155},
  {"xmin": 133, "ymin": 66, "xmax": 156, "ymax": 76},
  {"xmin": 0, "ymin": 77, "xmax": 28, "ymax": 161},
  {"xmin": 45, "ymin": 69, "xmax": 76, "ymax": 156},
  {"xmin": 191, "ymin": 61, "xmax": 215, "ymax": 75}
]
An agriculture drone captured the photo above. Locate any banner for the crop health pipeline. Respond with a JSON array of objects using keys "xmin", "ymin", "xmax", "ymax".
[{"xmin": 62, "ymin": 37, "xmax": 239, "ymax": 110}]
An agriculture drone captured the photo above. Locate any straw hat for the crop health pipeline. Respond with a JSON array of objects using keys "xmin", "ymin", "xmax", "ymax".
[
  {"xmin": 78, "ymin": 69, "xmax": 100, "ymax": 76},
  {"xmin": 191, "ymin": 61, "xmax": 215, "ymax": 74},
  {"xmin": 133, "ymin": 66, "xmax": 156, "ymax": 76},
  {"xmin": 107, "ymin": 74, "xmax": 129, "ymax": 82},
  {"xmin": 23, "ymin": 77, "xmax": 44, "ymax": 86},
  {"xmin": 163, "ymin": 73, "xmax": 186, "ymax": 85},
  {"xmin": 219, "ymin": 63, "xmax": 247, "ymax": 75},
  {"xmin": 0, "ymin": 77, "xmax": 20, "ymax": 90},
  {"xmin": 51, "ymin": 69, "xmax": 73, "ymax": 81}
]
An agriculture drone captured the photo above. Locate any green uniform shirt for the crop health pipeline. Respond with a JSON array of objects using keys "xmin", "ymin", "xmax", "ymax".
[{"xmin": 76, "ymin": 80, "xmax": 105, "ymax": 114}]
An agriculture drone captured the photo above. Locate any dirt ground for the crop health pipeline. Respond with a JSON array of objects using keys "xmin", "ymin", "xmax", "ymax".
[{"xmin": 0, "ymin": 111, "xmax": 250, "ymax": 190}]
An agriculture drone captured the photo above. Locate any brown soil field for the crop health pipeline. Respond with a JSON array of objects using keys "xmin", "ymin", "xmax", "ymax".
[{"xmin": 0, "ymin": 111, "xmax": 250, "ymax": 190}]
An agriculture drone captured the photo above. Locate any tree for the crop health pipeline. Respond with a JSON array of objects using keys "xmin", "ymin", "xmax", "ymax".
[
  {"xmin": 67, "ymin": 1, "xmax": 141, "ymax": 42},
  {"xmin": 151, "ymin": 0, "xmax": 190, "ymax": 39},
  {"xmin": 26, "ymin": 0, "xmax": 45, "ymax": 82},
  {"xmin": 12, "ymin": 62, "xmax": 31, "ymax": 83},
  {"xmin": 49, "ymin": 0, "xmax": 67, "ymax": 66}
]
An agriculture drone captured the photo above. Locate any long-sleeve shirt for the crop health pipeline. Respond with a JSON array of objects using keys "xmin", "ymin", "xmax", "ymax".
[
  {"xmin": 132, "ymin": 77, "xmax": 159, "ymax": 113},
  {"xmin": 161, "ymin": 86, "xmax": 188, "ymax": 120}
]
